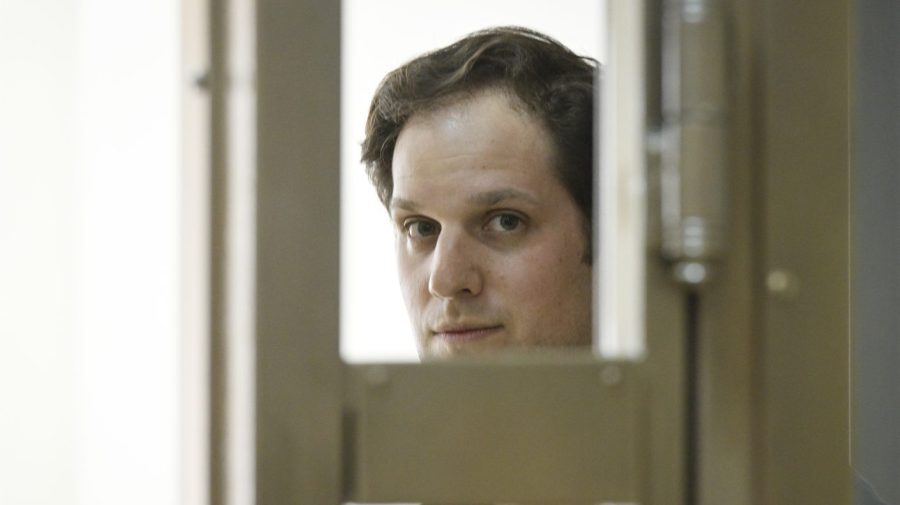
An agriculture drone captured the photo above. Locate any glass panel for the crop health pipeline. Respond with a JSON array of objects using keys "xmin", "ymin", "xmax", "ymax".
[{"xmin": 340, "ymin": 0, "xmax": 605, "ymax": 363}]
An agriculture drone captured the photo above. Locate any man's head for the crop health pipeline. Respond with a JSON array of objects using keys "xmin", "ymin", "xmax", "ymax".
[{"xmin": 361, "ymin": 27, "xmax": 596, "ymax": 358}]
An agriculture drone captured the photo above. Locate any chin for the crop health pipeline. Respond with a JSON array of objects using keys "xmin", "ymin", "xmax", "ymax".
[{"xmin": 419, "ymin": 338, "xmax": 506, "ymax": 360}]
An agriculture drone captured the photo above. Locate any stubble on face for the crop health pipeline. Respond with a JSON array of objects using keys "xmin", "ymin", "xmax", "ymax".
[{"xmin": 390, "ymin": 90, "xmax": 592, "ymax": 359}]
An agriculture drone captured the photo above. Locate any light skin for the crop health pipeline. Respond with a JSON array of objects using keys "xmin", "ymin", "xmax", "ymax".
[{"xmin": 390, "ymin": 89, "xmax": 593, "ymax": 359}]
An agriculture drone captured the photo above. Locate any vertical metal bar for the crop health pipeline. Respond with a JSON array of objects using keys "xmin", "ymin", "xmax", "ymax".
[
  {"xmin": 209, "ymin": 0, "xmax": 256, "ymax": 503},
  {"xmin": 759, "ymin": 0, "xmax": 851, "ymax": 502},
  {"xmin": 631, "ymin": 2, "xmax": 691, "ymax": 504},
  {"xmin": 656, "ymin": 8, "xmax": 733, "ymax": 499},
  {"xmin": 225, "ymin": 0, "xmax": 257, "ymax": 504},
  {"xmin": 684, "ymin": 292, "xmax": 700, "ymax": 505},
  {"xmin": 208, "ymin": 0, "xmax": 229, "ymax": 502},
  {"xmin": 255, "ymin": 0, "xmax": 343, "ymax": 503},
  {"xmin": 692, "ymin": 1, "xmax": 757, "ymax": 503}
]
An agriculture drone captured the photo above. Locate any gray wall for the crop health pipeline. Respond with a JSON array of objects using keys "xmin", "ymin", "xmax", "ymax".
[{"xmin": 854, "ymin": 0, "xmax": 900, "ymax": 504}]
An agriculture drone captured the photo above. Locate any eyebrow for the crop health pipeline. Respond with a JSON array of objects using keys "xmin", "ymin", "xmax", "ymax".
[
  {"xmin": 467, "ymin": 188, "xmax": 539, "ymax": 207},
  {"xmin": 389, "ymin": 197, "xmax": 418, "ymax": 212},
  {"xmin": 390, "ymin": 188, "xmax": 539, "ymax": 213}
]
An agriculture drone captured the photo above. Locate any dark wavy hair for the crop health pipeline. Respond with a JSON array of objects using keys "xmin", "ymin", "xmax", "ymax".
[{"xmin": 361, "ymin": 26, "xmax": 597, "ymax": 242}]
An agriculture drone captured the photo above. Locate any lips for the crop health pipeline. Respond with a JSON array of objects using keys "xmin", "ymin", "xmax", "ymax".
[{"xmin": 432, "ymin": 324, "xmax": 503, "ymax": 342}]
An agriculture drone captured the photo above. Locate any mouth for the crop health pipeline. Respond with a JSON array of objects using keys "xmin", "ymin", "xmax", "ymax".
[{"xmin": 432, "ymin": 324, "xmax": 503, "ymax": 343}]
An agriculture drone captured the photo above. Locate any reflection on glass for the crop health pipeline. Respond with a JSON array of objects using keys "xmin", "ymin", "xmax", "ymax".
[
  {"xmin": 597, "ymin": 0, "xmax": 646, "ymax": 360},
  {"xmin": 340, "ymin": 0, "xmax": 603, "ymax": 363}
]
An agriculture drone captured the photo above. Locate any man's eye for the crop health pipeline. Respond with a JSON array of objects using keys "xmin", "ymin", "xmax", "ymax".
[
  {"xmin": 405, "ymin": 219, "xmax": 440, "ymax": 238},
  {"xmin": 486, "ymin": 213, "xmax": 523, "ymax": 232}
]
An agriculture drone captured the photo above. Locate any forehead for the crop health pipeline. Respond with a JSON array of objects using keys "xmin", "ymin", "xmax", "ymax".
[
  {"xmin": 391, "ymin": 91, "xmax": 561, "ymax": 207},
  {"xmin": 398, "ymin": 90, "xmax": 548, "ymax": 159}
]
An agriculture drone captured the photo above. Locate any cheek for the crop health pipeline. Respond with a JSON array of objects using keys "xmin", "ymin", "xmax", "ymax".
[
  {"xmin": 396, "ymin": 252, "xmax": 429, "ymax": 306},
  {"xmin": 505, "ymin": 251, "xmax": 592, "ymax": 346},
  {"xmin": 489, "ymin": 254, "xmax": 553, "ymax": 310},
  {"xmin": 499, "ymin": 243, "xmax": 590, "ymax": 309}
]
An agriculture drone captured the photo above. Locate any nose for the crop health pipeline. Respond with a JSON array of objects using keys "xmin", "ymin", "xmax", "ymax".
[{"xmin": 427, "ymin": 231, "xmax": 483, "ymax": 300}]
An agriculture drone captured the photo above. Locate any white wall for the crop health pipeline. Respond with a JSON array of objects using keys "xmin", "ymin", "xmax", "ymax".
[
  {"xmin": 340, "ymin": 0, "xmax": 605, "ymax": 362},
  {"xmin": 0, "ymin": 3, "xmax": 80, "ymax": 502},
  {"xmin": 0, "ymin": 1, "xmax": 182, "ymax": 503}
]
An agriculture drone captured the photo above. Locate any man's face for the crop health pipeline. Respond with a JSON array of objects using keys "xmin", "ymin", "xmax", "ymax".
[{"xmin": 389, "ymin": 90, "xmax": 592, "ymax": 359}]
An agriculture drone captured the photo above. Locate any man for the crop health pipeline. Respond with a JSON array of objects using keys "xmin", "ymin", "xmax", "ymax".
[{"xmin": 362, "ymin": 26, "xmax": 597, "ymax": 359}]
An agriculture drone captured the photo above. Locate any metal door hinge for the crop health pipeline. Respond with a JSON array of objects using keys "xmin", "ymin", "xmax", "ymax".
[{"xmin": 658, "ymin": 0, "xmax": 731, "ymax": 287}]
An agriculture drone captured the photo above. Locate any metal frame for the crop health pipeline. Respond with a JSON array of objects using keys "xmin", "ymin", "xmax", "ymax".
[
  {"xmin": 250, "ymin": 1, "xmax": 653, "ymax": 503},
  {"xmin": 345, "ymin": 359, "xmax": 640, "ymax": 503},
  {"xmin": 691, "ymin": 0, "xmax": 853, "ymax": 503},
  {"xmin": 236, "ymin": 0, "xmax": 854, "ymax": 503},
  {"xmin": 254, "ymin": 1, "xmax": 344, "ymax": 504},
  {"xmin": 755, "ymin": 0, "xmax": 851, "ymax": 502}
]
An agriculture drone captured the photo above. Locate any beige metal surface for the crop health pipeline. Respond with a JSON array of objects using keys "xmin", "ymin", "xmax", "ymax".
[
  {"xmin": 643, "ymin": 2, "xmax": 689, "ymax": 504},
  {"xmin": 640, "ymin": 247, "xmax": 688, "ymax": 505},
  {"xmin": 346, "ymin": 358, "xmax": 639, "ymax": 504},
  {"xmin": 693, "ymin": 0, "xmax": 754, "ymax": 503},
  {"xmin": 255, "ymin": 0, "xmax": 343, "ymax": 504},
  {"xmin": 682, "ymin": 1, "xmax": 855, "ymax": 503},
  {"xmin": 756, "ymin": 0, "xmax": 852, "ymax": 503}
]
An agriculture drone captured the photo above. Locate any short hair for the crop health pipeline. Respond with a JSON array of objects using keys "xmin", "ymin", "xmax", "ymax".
[{"xmin": 361, "ymin": 26, "xmax": 597, "ymax": 241}]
